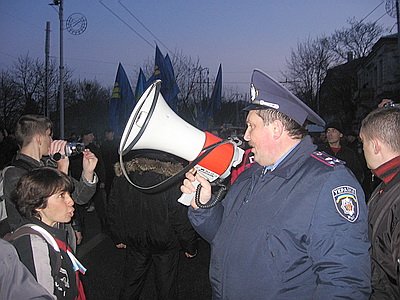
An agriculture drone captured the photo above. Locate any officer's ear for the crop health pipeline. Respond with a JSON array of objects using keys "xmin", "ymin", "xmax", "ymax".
[{"xmin": 272, "ymin": 119, "xmax": 284, "ymax": 139}]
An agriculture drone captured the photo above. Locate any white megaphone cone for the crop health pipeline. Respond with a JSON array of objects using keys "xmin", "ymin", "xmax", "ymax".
[{"xmin": 119, "ymin": 80, "xmax": 244, "ymax": 206}]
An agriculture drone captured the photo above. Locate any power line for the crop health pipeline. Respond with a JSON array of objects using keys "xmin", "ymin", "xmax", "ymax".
[
  {"xmin": 360, "ymin": 1, "xmax": 384, "ymax": 22},
  {"xmin": 375, "ymin": 12, "xmax": 390, "ymax": 22},
  {"xmin": 389, "ymin": 22, "xmax": 397, "ymax": 33},
  {"xmin": 117, "ymin": 0, "xmax": 196, "ymax": 71},
  {"xmin": 118, "ymin": 0, "xmax": 173, "ymax": 54},
  {"xmin": 0, "ymin": 50, "xmax": 19, "ymax": 60},
  {"xmin": 0, "ymin": 11, "xmax": 43, "ymax": 32},
  {"xmin": 98, "ymin": 0, "xmax": 154, "ymax": 49}
]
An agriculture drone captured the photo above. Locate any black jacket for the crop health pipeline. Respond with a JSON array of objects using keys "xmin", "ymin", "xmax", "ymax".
[
  {"xmin": 107, "ymin": 157, "xmax": 197, "ymax": 254},
  {"xmin": 368, "ymin": 171, "xmax": 400, "ymax": 299},
  {"xmin": 318, "ymin": 143, "xmax": 364, "ymax": 183}
]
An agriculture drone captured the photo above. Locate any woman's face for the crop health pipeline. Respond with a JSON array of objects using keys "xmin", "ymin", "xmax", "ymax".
[{"xmin": 36, "ymin": 191, "xmax": 75, "ymax": 227}]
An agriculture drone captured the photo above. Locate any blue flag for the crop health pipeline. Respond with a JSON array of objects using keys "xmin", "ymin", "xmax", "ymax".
[
  {"xmin": 197, "ymin": 64, "xmax": 223, "ymax": 130},
  {"xmin": 109, "ymin": 63, "xmax": 135, "ymax": 136},
  {"xmin": 163, "ymin": 54, "xmax": 180, "ymax": 111},
  {"xmin": 146, "ymin": 46, "xmax": 180, "ymax": 111},
  {"xmin": 210, "ymin": 64, "xmax": 222, "ymax": 116},
  {"xmin": 146, "ymin": 45, "xmax": 164, "ymax": 86},
  {"xmin": 134, "ymin": 68, "xmax": 147, "ymax": 101}
]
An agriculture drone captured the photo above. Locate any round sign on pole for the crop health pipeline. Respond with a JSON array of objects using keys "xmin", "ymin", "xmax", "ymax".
[
  {"xmin": 66, "ymin": 13, "xmax": 87, "ymax": 35},
  {"xmin": 385, "ymin": 0, "xmax": 397, "ymax": 18}
]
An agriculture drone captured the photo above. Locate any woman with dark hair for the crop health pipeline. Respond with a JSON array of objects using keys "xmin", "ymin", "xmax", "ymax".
[{"xmin": 8, "ymin": 167, "xmax": 86, "ymax": 300}]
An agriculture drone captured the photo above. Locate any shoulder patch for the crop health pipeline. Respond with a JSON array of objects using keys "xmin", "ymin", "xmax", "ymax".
[
  {"xmin": 311, "ymin": 151, "xmax": 345, "ymax": 167},
  {"xmin": 332, "ymin": 186, "xmax": 359, "ymax": 222}
]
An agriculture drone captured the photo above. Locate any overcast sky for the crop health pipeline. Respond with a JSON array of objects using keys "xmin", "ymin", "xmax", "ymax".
[{"xmin": 0, "ymin": 0, "xmax": 397, "ymax": 94}]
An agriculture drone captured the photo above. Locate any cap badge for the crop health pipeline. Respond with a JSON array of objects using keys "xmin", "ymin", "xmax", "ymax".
[{"xmin": 250, "ymin": 83, "xmax": 258, "ymax": 101}]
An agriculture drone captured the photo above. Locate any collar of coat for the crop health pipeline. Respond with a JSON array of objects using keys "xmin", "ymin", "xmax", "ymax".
[{"xmin": 114, "ymin": 157, "xmax": 183, "ymax": 177}]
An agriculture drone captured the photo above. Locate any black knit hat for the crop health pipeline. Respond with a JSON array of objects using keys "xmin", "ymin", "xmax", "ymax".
[{"xmin": 325, "ymin": 121, "xmax": 344, "ymax": 134}]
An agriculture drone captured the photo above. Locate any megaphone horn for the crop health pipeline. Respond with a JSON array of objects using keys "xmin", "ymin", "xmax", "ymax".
[{"xmin": 119, "ymin": 80, "xmax": 244, "ymax": 205}]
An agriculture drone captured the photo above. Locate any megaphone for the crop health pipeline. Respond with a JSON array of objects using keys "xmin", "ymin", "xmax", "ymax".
[{"xmin": 119, "ymin": 80, "xmax": 244, "ymax": 206}]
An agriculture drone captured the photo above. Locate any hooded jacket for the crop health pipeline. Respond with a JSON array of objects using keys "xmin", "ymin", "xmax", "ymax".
[{"xmin": 108, "ymin": 157, "xmax": 197, "ymax": 254}]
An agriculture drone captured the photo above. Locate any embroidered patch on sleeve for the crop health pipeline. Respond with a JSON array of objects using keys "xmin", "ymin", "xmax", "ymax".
[{"xmin": 332, "ymin": 186, "xmax": 359, "ymax": 222}]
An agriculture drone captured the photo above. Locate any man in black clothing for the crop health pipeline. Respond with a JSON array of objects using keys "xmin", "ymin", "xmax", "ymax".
[
  {"xmin": 360, "ymin": 106, "xmax": 400, "ymax": 299},
  {"xmin": 319, "ymin": 121, "xmax": 364, "ymax": 183},
  {"xmin": 100, "ymin": 129, "xmax": 119, "ymax": 196},
  {"xmin": 108, "ymin": 151, "xmax": 198, "ymax": 300}
]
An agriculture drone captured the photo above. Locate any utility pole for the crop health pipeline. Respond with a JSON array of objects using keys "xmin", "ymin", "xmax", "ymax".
[
  {"xmin": 51, "ymin": 0, "xmax": 65, "ymax": 138},
  {"xmin": 59, "ymin": 0, "xmax": 64, "ymax": 139},
  {"xmin": 44, "ymin": 21, "xmax": 50, "ymax": 118},
  {"xmin": 397, "ymin": 0, "xmax": 400, "ymax": 51}
]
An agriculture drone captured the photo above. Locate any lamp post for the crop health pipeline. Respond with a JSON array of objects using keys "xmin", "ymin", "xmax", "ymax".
[{"xmin": 397, "ymin": 0, "xmax": 400, "ymax": 51}]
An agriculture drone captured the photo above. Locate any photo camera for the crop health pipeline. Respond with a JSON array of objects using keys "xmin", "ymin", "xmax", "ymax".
[
  {"xmin": 52, "ymin": 142, "xmax": 85, "ymax": 161},
  {"xmin": 383, "ymin": 100, "xmax": 400, "ymax": 108}
]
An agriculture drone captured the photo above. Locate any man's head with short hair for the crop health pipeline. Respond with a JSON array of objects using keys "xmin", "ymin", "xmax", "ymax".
[
  {"xmin": 15, "ymin": 115, "xmax": 53, "ymax": 148},
  {"xmin": 360, "ymin": 107, "xmax": 400, "ymax": 153},
  {"xmin": 81, "ymin": 129, "xmax": 95, "ymax": 145},
  {"xmin": 104, "ymin": 129, "xmax": 114, "ymax": 141},
  {"xmin": 360, "ymin": 106, "xmax": 400, "ymax": 170}
]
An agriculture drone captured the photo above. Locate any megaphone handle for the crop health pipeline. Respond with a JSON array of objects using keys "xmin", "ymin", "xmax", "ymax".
[{"xmin": 177, "ymin": 180, "xmax": 200, "ymax": 206}]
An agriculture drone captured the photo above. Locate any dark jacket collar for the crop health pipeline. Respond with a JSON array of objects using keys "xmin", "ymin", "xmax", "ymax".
[{"xmin": 15, "ymin": 152, "xmax": 43, "ymax": 168}]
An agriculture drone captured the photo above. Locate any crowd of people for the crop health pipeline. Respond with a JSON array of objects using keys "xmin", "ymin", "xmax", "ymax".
[{"xmin": 0, "ymin": 68, "xmax": 399, "ymax": 300}]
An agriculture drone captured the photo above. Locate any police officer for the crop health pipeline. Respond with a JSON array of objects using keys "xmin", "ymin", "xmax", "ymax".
[{"xmin": 181, "ymin": 69, "xmax": 371, "ymax": 299}]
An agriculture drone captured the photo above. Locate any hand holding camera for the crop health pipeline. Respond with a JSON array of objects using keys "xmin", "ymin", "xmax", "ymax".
[{"xmin": 49, "ymin": 140, "xmax": 97, "ymax": 181}]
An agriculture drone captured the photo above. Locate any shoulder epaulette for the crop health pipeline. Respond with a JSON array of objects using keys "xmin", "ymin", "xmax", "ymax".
[{"xmin": 310, "ymin": 151, "xmax": 345, "ymax": 167}]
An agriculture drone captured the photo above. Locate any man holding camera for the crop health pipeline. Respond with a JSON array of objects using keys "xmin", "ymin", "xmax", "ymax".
[{"xmin": 0, "ymin": 114, "xmax": 98, "ymax": 249}]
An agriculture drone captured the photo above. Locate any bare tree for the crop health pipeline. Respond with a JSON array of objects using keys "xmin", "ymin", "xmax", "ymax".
[
  {"xmin": 329, "ymin": 18, "xmax": 386, "ymax": 63},
  {"xmin": 13, "ymin": 54, "xmax": 45, "ymax": 114},
  {"xmin": 37, "ymin": 59, "xmax": 60, "ymax": 114},
  {"xmin": 62, "ymin": 79, "xmax": 110, "ymax": 137},
  {"xmin": 0, "ymin": 70, "xmax": 23, "ymax": 131},
  {"xmin": 284, "ymin": 36, "xmax": 333, "ymax": 112}
]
